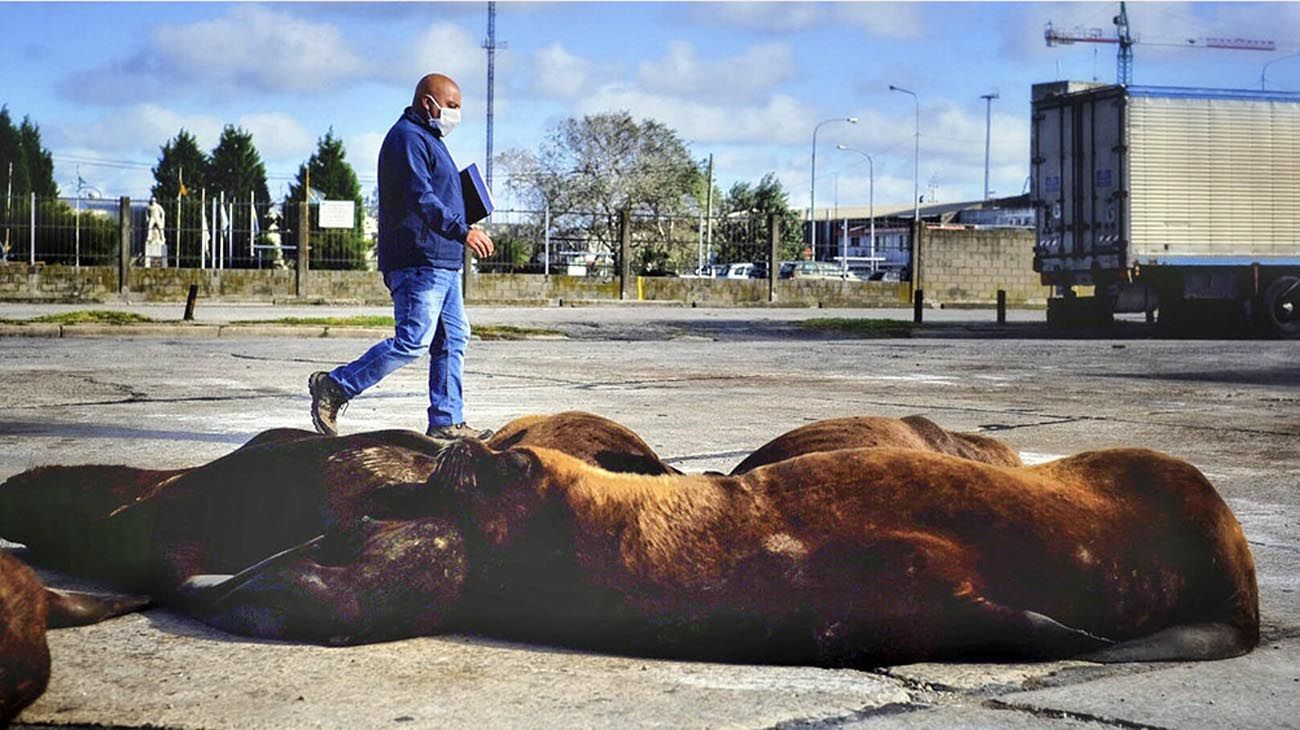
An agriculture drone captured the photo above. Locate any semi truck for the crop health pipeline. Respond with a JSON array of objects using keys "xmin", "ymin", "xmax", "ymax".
[{"xmin": 1030, "ymin": 81, "xmax": 1300, "ymax": 336}]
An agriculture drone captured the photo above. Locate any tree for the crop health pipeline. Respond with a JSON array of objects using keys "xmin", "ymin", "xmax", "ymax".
[
  {"xmin": 151, "ymin": 130, "xmax": 209, "ymax": 202},
  {"xmin": 1, "ymin": 107, "xmax": 59, "ymax": 199},
  {"xmin": 496, "ymin": 111, "xmax": 705, "ymax": 274},
  {"xmin": 283, "ymin": 129, "xmax": 368, "ymax": 270},
  {"xmin": 208, "ymin": 125, "xmax": 272, "ymax": 267},
  {"xmin": 18, "ymin": 116, "xmax": 56, "ymax": 198},
  {"xmin": 717, "ymin": 173, "xmax": 804, "ymax": 264},
  {"xmin": 208, "ymin": 125, "xmax": 270, "ymax": 207}
]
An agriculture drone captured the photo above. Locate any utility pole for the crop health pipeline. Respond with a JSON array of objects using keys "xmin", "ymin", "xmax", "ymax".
[
  {"xmin": 483, "ymin": 1, "xmax": 507, "ymax": 193},
  {"xmin": 3, "ymin": 160, "xmax": 11, "ymax": 259},
  {"xmin": 980, "ymin": 92, "xmax": 999, "ymax": 201},
  {"xmin": 705, "ymin": 153, "xmax": 714, "ymax": 255}
]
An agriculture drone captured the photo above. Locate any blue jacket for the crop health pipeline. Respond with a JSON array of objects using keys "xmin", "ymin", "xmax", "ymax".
[{"xmin": 376, "ymin": 108, "xmax": 470, "ymax": 272}]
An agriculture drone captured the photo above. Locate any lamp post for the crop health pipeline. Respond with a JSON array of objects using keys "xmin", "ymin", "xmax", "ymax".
[
  {"xmin": 837, "ymin": 145, "xmax": 875, "ymax": 273},
  {"xmin": 980, "ymin": 92, "xmax": 999, "ymax": 201},
  {"xmin": 810, "ymin": 116, "xmax": 858, "ymax": 260},
  {"xmin": 1262, "ymin": 51, "xmax": 1300, "ymax": 90},
  {"xmin": 889, "ymin": 84, "xmax": 920, "ymax": 287}
]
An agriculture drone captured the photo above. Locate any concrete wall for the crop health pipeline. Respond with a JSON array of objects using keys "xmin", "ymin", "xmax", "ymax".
[
  {"xmin": 917, "ymin": 228, "xmax": 1048, "ymax": 306},
  {"xmin": 0, "ymin": 227, "xmax": 1035, "ymax": 307}
]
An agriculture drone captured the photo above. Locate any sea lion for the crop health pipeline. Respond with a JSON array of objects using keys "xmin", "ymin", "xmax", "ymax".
[
  {"xmin": 730, "ymin": 415, "xmax": 1022, "ymax": 474},
  {"xmin": 0, "ymin": 414, "xmax": 677, "ymax": 645},
  {"xmin": 488, "ymin": 412, "xmax": 681, "ymax": 476},
  {"xmin": 428, "ymin": 439, "xmax": 1258, "ymax": 665},
  {"xmin": 0, "ymin": 552, "xmax": 148, "ymax": 724}
]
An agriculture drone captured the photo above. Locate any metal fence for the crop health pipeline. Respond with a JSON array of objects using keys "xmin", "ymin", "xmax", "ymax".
[
  {"xmin": 0, "ymin": 194, "xmax": 122, "ymax": 267},
  {"xmin": 1, "ymin": 196, "xmax": 803, "ymax": 277},
  {"xmin": 0, "ymin": 195, "xmax": 378, "ymax": 271},
  {"xmin": 477, "ymin": 208, "xmax": 778, "ymax": 277}
]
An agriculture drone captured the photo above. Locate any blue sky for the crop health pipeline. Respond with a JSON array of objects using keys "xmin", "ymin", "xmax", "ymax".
[{"xmin": 3, "ymin": 1, "xmax": 1299, "ymax": 212}]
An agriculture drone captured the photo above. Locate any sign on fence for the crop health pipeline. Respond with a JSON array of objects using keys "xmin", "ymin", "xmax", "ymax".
[{"xmin": 318, "ymin": 200, "xmax": 355, "ymax": 229}]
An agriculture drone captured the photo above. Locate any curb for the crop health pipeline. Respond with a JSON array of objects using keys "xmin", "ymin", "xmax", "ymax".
[{"xmin": 0, "ymin": 324, "xmax": 576, "ymax": 340}]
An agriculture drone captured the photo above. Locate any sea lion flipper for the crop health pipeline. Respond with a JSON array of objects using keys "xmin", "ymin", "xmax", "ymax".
[
  {"xmin": 44, "ymin": 588, "xmax": 151, "ymax": 628},
  {"xmin": 1078, "ymin": 622, "xmax": 1255, "ymax": 663}
]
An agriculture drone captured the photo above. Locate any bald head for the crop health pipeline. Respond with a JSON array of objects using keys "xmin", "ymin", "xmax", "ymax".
[{"xmin": 413, "ymin": 74, "xmax": 462, "ymax": 113}]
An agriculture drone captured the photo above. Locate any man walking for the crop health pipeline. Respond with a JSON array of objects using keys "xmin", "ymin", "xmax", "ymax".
[{"xmin": 309, "ymin": 73, "xmax": 495, "ymax": 440}]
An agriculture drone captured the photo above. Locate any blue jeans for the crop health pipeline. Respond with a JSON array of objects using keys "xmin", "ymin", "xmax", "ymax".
[{"xmin": 329, "ymin": 266, "xmax": 469, "ymax": 429}]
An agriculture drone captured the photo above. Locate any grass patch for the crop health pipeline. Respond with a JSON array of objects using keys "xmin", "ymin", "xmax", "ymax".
[
  {"xmin": 29, "ymin": 310, "xmax": 154, "ymax": 325},
  {"xmin": 476, "ymin": 324, "xmax": 564, "ymax": 340},
  {"xmin": 800, "ymin": 318, "xmax": 916, "ymax": 338}
]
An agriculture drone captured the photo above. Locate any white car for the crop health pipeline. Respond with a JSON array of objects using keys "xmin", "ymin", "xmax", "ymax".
[{"xmin": 725, "ymin": 263, "xmax": 754, "ymax": 279}]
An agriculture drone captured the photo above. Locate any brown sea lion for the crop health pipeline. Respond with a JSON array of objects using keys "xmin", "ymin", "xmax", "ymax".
[
  {"xmin": 0, "ymin": 552, "xmax": 148, "ymax": 724},
  {"xmin": 429, "ymin": 439, "xmax": 1258, "ymax": 664},
  {"xmin": 488, "ymin": 411, "xmax": 681, "ymax": 476},
  {"xmin": 730, "ymin": 415, "xmax": 1022, "ymax": 474}
]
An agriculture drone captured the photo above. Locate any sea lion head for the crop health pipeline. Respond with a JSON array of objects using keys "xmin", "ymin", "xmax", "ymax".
[{"xmin": 428, "ymin": 438, "xmax": 546, "ymax": 548}]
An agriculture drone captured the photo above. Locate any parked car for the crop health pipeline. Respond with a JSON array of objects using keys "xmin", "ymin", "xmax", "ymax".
[
  {"xmin": 778, "ymin": 261, "xmax": 798, "ymax": 279},
  {"xmin": 725, "ymin": 262, "xmax": 755, "ymax": 279},
  {"xmin": 864, "ymin": 269, "xmax": 902, "ymax": 282},
  {"xmin": 788, "ymin": 261, "xmax": 854, "ymax": 280}
]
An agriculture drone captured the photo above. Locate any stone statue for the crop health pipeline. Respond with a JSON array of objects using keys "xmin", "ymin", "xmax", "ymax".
[{"xmin": 145, "ymin": 197, "xmax": 166, "ymax": 263}]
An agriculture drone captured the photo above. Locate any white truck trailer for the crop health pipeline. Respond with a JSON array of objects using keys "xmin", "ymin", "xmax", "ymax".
[{"xmin": 1030, "ymin": 81, "xmax": 1300, "ymax": 336}]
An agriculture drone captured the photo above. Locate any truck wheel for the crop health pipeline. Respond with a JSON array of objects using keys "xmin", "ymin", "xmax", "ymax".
[{"xmin": 1262, "ymin": 275, "xmax": 1300, "ymax": 338}]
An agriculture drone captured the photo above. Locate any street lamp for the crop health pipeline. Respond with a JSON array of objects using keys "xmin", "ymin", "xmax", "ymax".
[
  {"xmin": 980, "ymin": 92, "xmax": 999, "ymax": 201},
  {"xmin": 810, "ymin": 116, "xmax": 858, "ymax": 260},
  {"xmin": 1262, "ymin": 51, "xmax": 1300, "ymax": 90},
  {"xmin": 889, "ymin": 84, "xmax": 920, "ymax": 288},
  {"xmin": 837, "ymin": 145, "xmax": 876, "ymax": 274}
]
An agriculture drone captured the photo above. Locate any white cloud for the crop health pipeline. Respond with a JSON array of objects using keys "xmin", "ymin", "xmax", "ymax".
[
  {"xmin": 237, "ymin": 113, "xmax": 315, "ymax": 162},
  {"xmin": 347, "ymin": 131, "xmax": 386, "ymax": 186},
  {"xmin": 636, "ymin": 41, "xmax": 795, "ymax": 104},
  {"xmin": 576, "ymin": 86, "xmax": 808, "ymax": 145},
  {"xmin": 834, "ymin": 4, "xmax": 927, "ymax": 40},
  {"xmin": 149, "ymin": 6, "xmax": 367, "ymax": 94},
  {"xmin": 532, "ymin": 43, "xmax": 597, "ymax": 99},
  {"xmin": 397, "ymin": 22, "xmax": 486, "ymax": 90},
  {"xmin": 692, "ymin": 2, "xmax": 827, "ymax": 33},
  {"xmin": 57, "ymin": 104, "xmax": 225, "ymax": 155}
]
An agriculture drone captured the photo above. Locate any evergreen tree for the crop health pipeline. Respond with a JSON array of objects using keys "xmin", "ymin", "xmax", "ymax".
[
  {"xmin": 208, "ymin": 125, "xmax": 270, "ymax": 206},
  {"xmin": 151, "ymin": 130, "xmax": 209, "ymax": 202},
  {"xmin": 0, "ymin": 107, "xmax": 30, "ymax": 198},
  {"xmin": 0, "ymin": 107, "xmax": 59, "ymax": 198},
  {"xmin": 18, "ymin": 116, "xmax": 57, "ymax": 197},
  {"xmin": 284, "ymin": 129, "xmax": 367, "ymax": 270}
]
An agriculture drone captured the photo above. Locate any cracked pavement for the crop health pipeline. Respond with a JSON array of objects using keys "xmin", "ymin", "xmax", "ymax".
[{"xmin": 0, "ymin": 305, "xmax": 1297, "ymax": 729}]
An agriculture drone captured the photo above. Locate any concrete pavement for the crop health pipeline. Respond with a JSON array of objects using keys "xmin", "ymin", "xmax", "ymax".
[{"xmin": 0, "ymin": 308, "xmax": 1296, "ymax": 729}]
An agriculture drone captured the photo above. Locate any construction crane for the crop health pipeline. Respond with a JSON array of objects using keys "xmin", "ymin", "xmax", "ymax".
[{"xmin": 1045, "ymin": 1, "xmax": 1275, "ymax": 85}]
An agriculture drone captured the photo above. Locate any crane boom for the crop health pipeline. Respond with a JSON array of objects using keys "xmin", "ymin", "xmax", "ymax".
[{"xmin": 1045, "ymin": 1, "xmax": 1275, "ymax": 84}]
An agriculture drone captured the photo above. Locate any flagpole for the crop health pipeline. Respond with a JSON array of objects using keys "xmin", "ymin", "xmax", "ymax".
[
  {"xmin": 175, "ymin": 167, "xmax": 182, "ymax": 269},
  {"xmin": 200, "ymin": 188, "xmax": 206, "ymax": 270}
]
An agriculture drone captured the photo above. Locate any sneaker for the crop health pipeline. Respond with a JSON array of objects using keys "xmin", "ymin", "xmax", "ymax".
[
  {"xmin": 308, "ymin": 371, "xmax": 349, "ymax": 436},
  {"xmin": 426, "ymin": 422, "xmax": 494, "ymax": 441}
]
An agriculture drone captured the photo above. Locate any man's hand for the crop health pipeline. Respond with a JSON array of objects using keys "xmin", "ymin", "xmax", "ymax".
[{"xmin": 464, "ymin": 228, "xmax": 495, "ymax": 258}]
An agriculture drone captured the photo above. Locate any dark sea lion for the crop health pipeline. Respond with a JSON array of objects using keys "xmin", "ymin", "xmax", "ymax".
[
  {"xmin": 429, "ymin": 439, "xmax": 1257, "ymax": 665},
  {"xmin": 730, "ymin": 415, "xmax": 1022, "ymax": 475},
  {"xmin": 0, "ymin": 429, "xmax": 447, "ymax": 593},
  {"xmin": 0, "ymin": 552, "xmax": 147, "ymax": 725},
  {"xmin": 179, "ymin": 517, "xmax": 466, "ymax": 646}
]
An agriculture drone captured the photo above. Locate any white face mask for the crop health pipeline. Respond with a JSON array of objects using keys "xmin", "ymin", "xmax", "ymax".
[{"xmin": 425, "ymin": 95, "xmax": 461, "ymax": 136}]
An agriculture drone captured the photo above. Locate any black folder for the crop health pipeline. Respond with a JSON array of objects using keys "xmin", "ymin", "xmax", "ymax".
[{"xmin": 460, "ymin": 163, "xmax": 495, "ymax": 224}]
